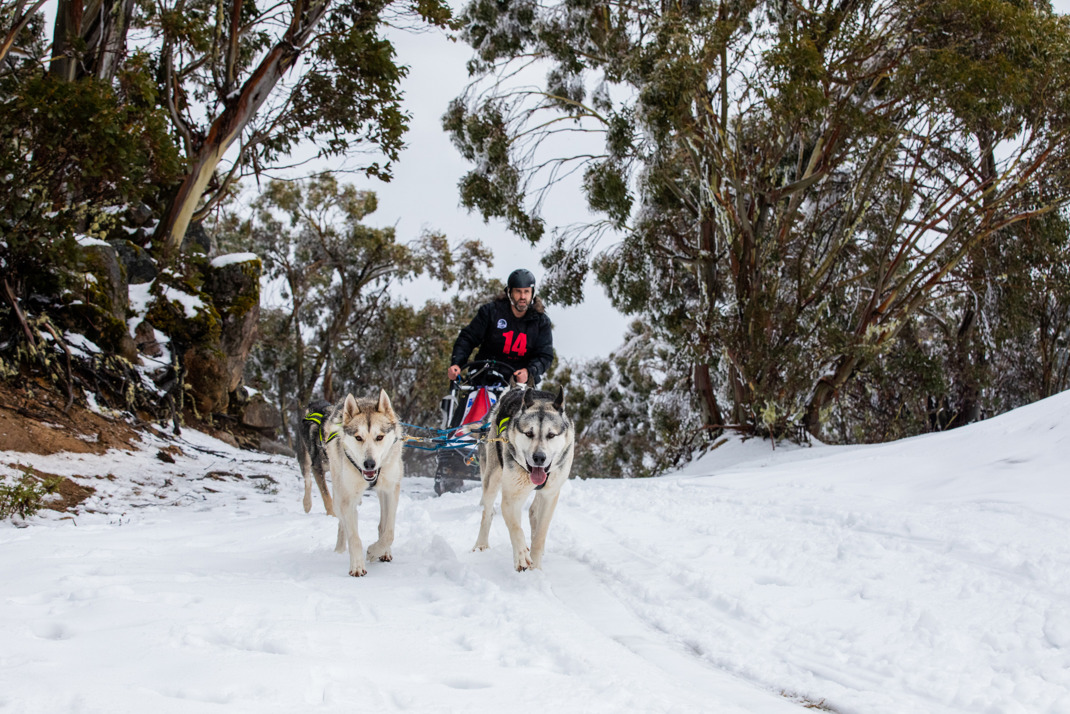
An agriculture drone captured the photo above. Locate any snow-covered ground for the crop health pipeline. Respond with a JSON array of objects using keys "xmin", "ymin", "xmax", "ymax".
[{"xmin": 2, "ymin": 391, "xmax": 1069, "ymax": 714}]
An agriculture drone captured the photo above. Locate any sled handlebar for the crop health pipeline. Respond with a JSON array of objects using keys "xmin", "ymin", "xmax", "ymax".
[{"xmin": 453, "ymin": 359, "xmax": 515, "ymax": 388}]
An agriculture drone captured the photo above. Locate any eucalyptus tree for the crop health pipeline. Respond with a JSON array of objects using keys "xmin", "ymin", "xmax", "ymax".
[
  {"xmin": 143, "ymin": 0, "xmax": 451, "ymax": 257},
  {"xmin": 217, "ymin": 174, "xmax": 493, "ymax": 425},
  {"xmin": 446, "ymin": 0, "xmax": 1070, "ymax": 439}
]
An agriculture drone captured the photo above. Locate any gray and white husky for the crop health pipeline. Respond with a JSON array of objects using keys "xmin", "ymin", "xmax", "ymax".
[
  {"xmin": 473, "ymin": 386, "xmax": 575, "ymax": 571},
  {"xmin": 297, "ymin": 390, "xmax": 405, "ymax": 576}
]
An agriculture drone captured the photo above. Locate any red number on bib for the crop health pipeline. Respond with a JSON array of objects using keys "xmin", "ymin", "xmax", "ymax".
[{"xmin": 502, "ymin": 331, "xmax": 528, "ymax": 357}]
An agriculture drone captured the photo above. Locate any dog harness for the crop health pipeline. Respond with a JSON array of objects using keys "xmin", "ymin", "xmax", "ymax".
[{"xmin": 303, "ymin": 411, "xmax": 339, "ymax": 443}]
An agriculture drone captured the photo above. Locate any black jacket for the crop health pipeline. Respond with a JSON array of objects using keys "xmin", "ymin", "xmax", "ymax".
[{"xmin": 450, "ymin": 298, "xmax": 554, "ymax": 383}]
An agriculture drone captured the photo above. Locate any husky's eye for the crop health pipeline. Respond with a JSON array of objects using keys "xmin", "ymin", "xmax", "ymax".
[
  {"xmin": 354, "ymin": 435, "xmax": 364, "ymax": 443},
  {"xmin": 524, "ymin": 430, "xmax": 535, "ymax": 439},
  {"xmin": 546, "ymin": 432, "xmax": 557, "ymax": 439},
  {"xmin": 375, "ymin": 434, "xmax": 384, "ymax": 442}
]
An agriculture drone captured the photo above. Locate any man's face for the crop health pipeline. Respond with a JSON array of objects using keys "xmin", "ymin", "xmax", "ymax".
[{"xmin": 510, "ymin": 286, "xmax": 533, "ymax": 312}]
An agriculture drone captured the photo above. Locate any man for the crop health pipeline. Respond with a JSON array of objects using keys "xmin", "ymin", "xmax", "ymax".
[{"xmin": 448, "ymin": 268, "xmax": 554, "ymax": 385}]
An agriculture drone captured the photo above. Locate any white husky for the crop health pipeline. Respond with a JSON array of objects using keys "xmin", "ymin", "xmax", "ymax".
[
  {"xmin": 473, "ymin": 386, "xmax": 575, "ymax": 571},
  {"xmin": 301, "ymin": 390, "xmax": 405, "ymax": 576}
]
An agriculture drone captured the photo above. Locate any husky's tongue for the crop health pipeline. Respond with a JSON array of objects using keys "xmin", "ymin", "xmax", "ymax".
[{"xmin": 529, "ymin": 466, "xmax": 547, "ymax": 486}]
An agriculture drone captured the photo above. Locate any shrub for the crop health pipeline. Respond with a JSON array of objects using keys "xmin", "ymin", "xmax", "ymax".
[{"xmin": 0, "ymin": 469, "xmax": 62, "ymax": 520}]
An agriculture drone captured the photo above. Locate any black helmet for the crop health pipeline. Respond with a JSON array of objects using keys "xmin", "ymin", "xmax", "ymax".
[
  {"xmin": 506, "ymin": 268, "xmax": 536, "ymax": 312},
  {"xmin": 507, "ymin": 268, "xmax": 536, "ymax": 291}
]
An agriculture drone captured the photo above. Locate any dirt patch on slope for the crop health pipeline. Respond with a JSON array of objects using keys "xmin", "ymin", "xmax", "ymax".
[
  {"xmin": 0, "ymin": 380, "xmax": 140, "ymax": 456},
  {"xmin": 1, "ymin": 464, "xmax": 98, "ymax": 513}
]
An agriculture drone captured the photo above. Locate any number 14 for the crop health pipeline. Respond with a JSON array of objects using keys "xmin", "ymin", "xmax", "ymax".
[{"xmin": 502, "ymin": 330, "xmax": 528, "ymax": 356}]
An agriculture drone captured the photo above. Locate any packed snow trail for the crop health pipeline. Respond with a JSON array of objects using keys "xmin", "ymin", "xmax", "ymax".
[{"xmin": 2, "ymin": 391, "xmax": 1070, "ymax": 713}]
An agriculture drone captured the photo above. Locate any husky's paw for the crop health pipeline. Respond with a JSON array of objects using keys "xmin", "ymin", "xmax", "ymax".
[
  {"xmin": 473, "ymin": 543, "xmax": 489, "ymax": 552},
  {"xmin": 302, "ymin": 494, "xmax": 312, "ymax": 513},
  {"xmin": 367, "ymin": 542, "xmax": 392, "ymax": 562},
  {"xmin": 349, "ymin": 565, "xmax": 367, "ymax": 577},
  {"xmin": 514, "ymin": 548, "xmax": 533, "ymax": 572}
]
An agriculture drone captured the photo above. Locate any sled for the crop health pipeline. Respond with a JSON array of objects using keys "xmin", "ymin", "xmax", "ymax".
[{"xmin": 400, "ymin": 360, "xmax": 513, "ymax": 495}]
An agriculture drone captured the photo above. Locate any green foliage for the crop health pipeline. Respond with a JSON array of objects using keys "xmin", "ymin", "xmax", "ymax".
[
  {"xmin": 0, "ymin": 71, "xmax": 179, "ymax": 302},
  {"xmin": 443, "ymin": 100, "xmax": 545, "ymax": 243},
  {"xmin": 583, "ymin": 160, "xmax": 632, "ymax": 228},
  {"xmin": 827, "ymin": 323, "xmax": 951, "ymax": 443},
  {"xmin": 550, "ymin": 321, "xmax": 697, "ymax": 478},
  {"xmin": 0, "ymin": 0, "xmax": 461, "ymax": 429},
  {"xmin": 0, "ymin": 470, "xmax": 61, "ymax": 520},
  {"xmin": 141, "ymin": 0, "xmax": 454, "ymax": 247},
  {"xmin": 903, "ymin": 0, "xmax": 1070, "ymax": 133},
  {"xmin": 460, "ymin": 0, "xmax": 539, "ymax": 66},
  {"xmin": 450, "ymin": 0, "xmax": 1070, "ymax": 447},
  {"xmin": 290, "ymin": 16, "xmax": 410, "ymax": 170}
]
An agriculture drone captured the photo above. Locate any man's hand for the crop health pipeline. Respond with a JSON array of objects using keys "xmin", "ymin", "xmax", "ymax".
[
  {"xmin": 448, "ymin": 365, "xmax": 461, "ymax": 380},
  {"xmin": 514, "ymin": 368, "xmax": 529, "ymax": 384}
]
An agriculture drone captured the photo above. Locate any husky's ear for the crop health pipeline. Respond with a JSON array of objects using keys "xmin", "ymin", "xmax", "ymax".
[
  {"xmin": 343, "ymin": 393, "xmax": 360, "ymax": 419},
  {"xmin": 376, "ymin": 388, "xmax": 394, "ymax": 415},
  {"xmin": 522, "ymin": 387, "xmax": 536, "ymax": 409},
  {"xmin": 553, "ymin": 386, "xmax": 565, "ymax": 412}
]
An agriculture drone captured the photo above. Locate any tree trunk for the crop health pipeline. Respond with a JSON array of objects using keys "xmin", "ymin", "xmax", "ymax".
[
  {"xmin": 49, "ymin": 0, "xmax": 82, "ymax": 81},
  {"xmin": 693, "ymin": 362, "xmax": 724, "ymax": 429},
  {"xmin": 951, "ymin": 306, "xmax": 982, "ymax": 427},
  {"xmin": 49, "ymin": 0, "xmax": 132, "ymax": 81},
  {"xmin": 947, "ymin": 135, "xmax": 998, "ymax": 428},
  {"xmin": 804, "ymin": 353, "xmax": 861, "ymax": 437},
  {"xmin": 85, "ymin": 0, "xmax": 135, "ymax": 82}
]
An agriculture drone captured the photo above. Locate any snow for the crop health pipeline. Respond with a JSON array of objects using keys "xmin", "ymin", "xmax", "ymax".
[
  {"xmin": 74, "ymin": 234, "xmax": 110, "ymax": 248},
  {"xmin": 2, "ymin": 392, "xmax": 1070, "ymax": 713},
  {"xmin": 128, "ymin": 282, "xmax": 154, "ymax": 315},
  {"xmin": 62, "ymin": 331, "xmax": 103, "ymax": 357},
  {"xmin": 126, "ymin": 281, "xmax": 173, "ymax": 368},
  {"xmin": 158, "ymin": 284, "xmax": 206, "ymax": 319},
  {"xmin": 211, "ymin": 252, "xmax": 259, "ymax": 268}
]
